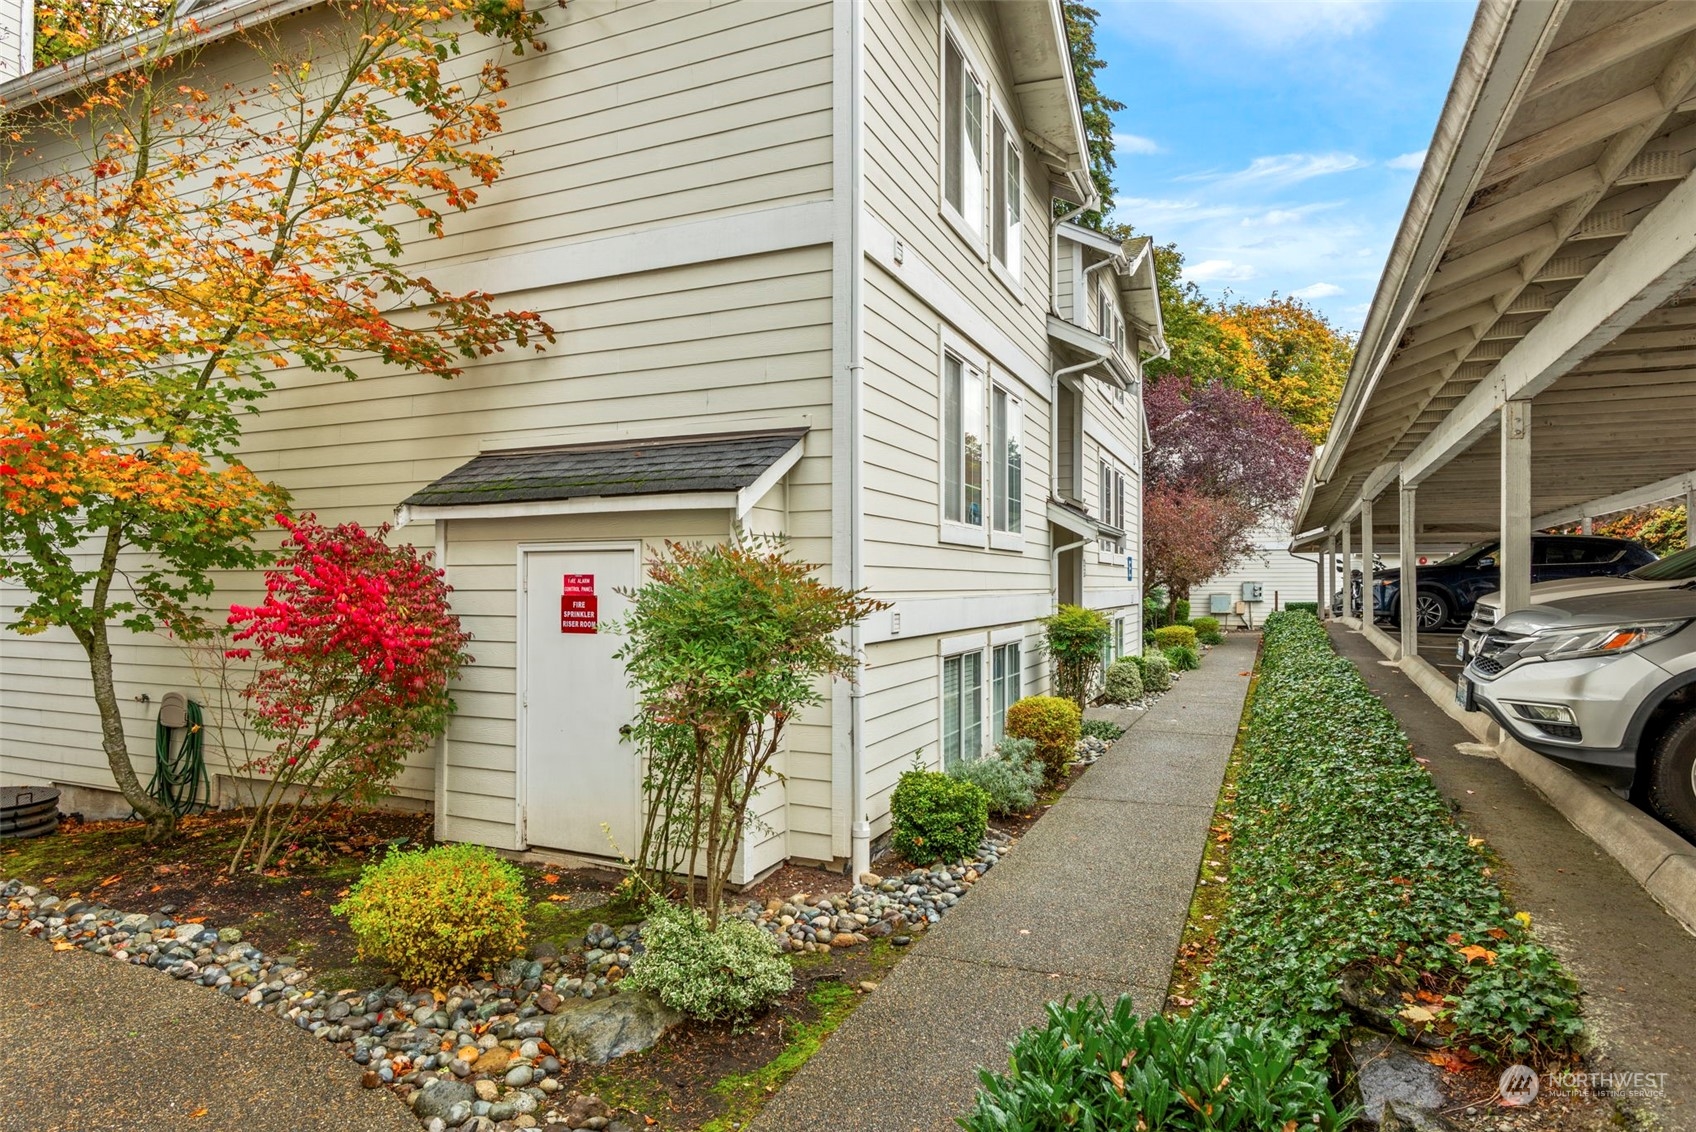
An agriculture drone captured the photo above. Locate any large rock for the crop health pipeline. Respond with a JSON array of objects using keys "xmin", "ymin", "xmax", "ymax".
[
  {"xmin": 1345, "ymin": 1031, "xmax": 1448, "ymax": 1126},
  {"xmin": 543, "ymin": 991, "xmax": 682, "ymax": 1064},
  {"xmin": 412, "ymin": 1079, "xmax": 476, "ymax": 1123}
]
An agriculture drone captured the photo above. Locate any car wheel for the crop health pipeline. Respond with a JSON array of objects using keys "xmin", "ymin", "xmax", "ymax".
[
  {"xmin": 1414, "ymin": 590, "xmax": 1450, "ymax": 632},
  {"xmin": 1646, "ymin": 708, "xmax": 1696, "ymax": 842}
]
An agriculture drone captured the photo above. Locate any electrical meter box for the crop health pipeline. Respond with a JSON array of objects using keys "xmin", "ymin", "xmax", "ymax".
[
  {"xmin": 1209, "ymin": 593, "xmax": 1233, "ymax": 614},
  {"xmin": 1241, "ymin": 581, "xmax": 1264, "ymax": 602}
]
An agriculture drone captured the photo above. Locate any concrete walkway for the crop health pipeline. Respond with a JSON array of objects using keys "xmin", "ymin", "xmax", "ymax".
[
  {"xmin": 0, "ymin": 928, "xmax": 416, "ymax": 1132},
  {"xmin": 753, "ymin": 634, "xmax": 1257, "ymax": 1132},
  {"xmin": 1328, "ymin": 624, "xmax": 1696, "ymax": 1132}
]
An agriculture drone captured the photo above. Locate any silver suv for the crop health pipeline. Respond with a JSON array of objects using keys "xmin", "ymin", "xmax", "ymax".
[
  {"xmin": 1459, "ymin": 544, "xmax": 1696, "ymax": 661},
  {"xmin": 1461, "ymin": 586, "xmax": 1696, "ymax": 840}
]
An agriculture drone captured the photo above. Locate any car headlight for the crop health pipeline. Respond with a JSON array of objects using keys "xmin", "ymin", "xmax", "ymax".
[{"xmin": 1517, "ymin": 620, "xmax": 1689, "ymax": 662}]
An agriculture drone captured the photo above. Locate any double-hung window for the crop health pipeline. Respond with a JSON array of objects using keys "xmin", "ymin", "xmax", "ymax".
[
  {"xmin": 990, "ymin": 113, "xmax": 1021, "ymax": 280},
  {"xmin": 990, "ymin": 641, "xmax": 1021, "ymax": 746},
  {"xmin": 943, "ymin": 33, "xmax": 984, "ymax": 238},
  {"xmin": 990, "ymin": 385, "xmax": 1022, "ymax": 541},
  {"xmin": 943, "ymin": 351, "xmax": 985, "ymax": 530},
  {"xmin": 942, "ymin": 650, "xmax": 984, "ymax": 769},
  {"xmin": 1098, "ymin": 458, "xmax": 1126, "ymax": 555}
]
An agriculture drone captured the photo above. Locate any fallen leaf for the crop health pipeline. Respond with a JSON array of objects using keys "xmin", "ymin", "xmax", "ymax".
[
  {"xmin": 189, "ymin": 1108, "xmax": 207, "ymax": 1119},
  {"xmin": 299, "ymin": 890, "xmax": 313, "ymax": 898},
  {"xmin": 1426, "ymin": 1049, "xmax": 1473, "ymax": 1073},
  {"xmin": 542, "ymin": 873, "xmax": 560, "ymax": 885},
  {"xmin": 1109, "ymin": 1070, "xmax": 1126, "ymax": 1096},
  {"xmin": 1486, "ymin": 927, "xmax": 1508, "ymax": 940},
  {"xmin": 1399, "ymin": 1004, "xmax": 1438, "ymax": 1024},
  {"xmin": 184, "ymin": 916, "xmax": 206, "ymax": 924},
  {"xmin": 1514, "ymin": 911, "xmax": 1532, "ymax": 928},
  {"xmin": 1457, "ymin": 944, "xmax": 1497, "ymax": 966},
  {"xmin": 52, "ymin": 941, "xmax": 75, "ymax": 951},
  {"xmin": 546, "ymin": 894, "xmax": 571, "ymax": 903},
  {"xmin": 1467, "ymin": 837, "xmax": 1485, "ymax": 848}
]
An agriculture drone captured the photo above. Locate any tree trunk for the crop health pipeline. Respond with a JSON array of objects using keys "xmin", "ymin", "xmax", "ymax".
[{"xmin": 78, "ymin": 524, "xmax": 175, "ymax": 841}]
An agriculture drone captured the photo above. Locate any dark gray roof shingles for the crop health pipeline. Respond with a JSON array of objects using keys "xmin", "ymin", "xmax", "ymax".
[{"xmin": 403, "ymin": 428, "xmax": 808, "ymax": 508}]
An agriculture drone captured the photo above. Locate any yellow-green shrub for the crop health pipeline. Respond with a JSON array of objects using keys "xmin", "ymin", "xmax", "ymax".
[
  {"xmin": 333, "ymin": 843, "xmax": 527, "ymax": 986},
  {"xmin": 1152, "ymin": 625, "xmax": 1198, "ymax": 651},
  {"xmin": 1005, "ymin": 695, "xmax": 1082, "ymax": 782}
]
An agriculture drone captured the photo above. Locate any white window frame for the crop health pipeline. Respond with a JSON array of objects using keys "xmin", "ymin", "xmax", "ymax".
[
  {"xmin": 939, "ymin": 17, "xmax": 987, "ymax": 255},
  {"xmin": 988, "ymin": 103, "xmax": 1023, "ymax": 295},
  {"xmin": 1097, "ymin": 455, "xmax": 1127, "ymax": 561},
  {"xmin": 990, "ymin": 637, "xmax": 1022, "ymax": 747},
  {"xmin": 940, "ymin": 333, "xmax": 989, "ymax": 546},
  {"xmin": 989, "ymin": 381, "xmax": 1024, "ymax": 551},
  {"xmin": 940, "ymin": 639, "xmax": 988, "ymax": 770}
]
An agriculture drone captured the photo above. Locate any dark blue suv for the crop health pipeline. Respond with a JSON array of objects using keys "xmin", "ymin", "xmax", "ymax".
[{"xmin": 1364, "ymin": 535, "xmax": 1656, "ymax": 631}]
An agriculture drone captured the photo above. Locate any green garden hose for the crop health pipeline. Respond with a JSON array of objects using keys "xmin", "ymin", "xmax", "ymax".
[{"xmin": 147, "ymin": 698, "xmax": 209, "ymax": 816}]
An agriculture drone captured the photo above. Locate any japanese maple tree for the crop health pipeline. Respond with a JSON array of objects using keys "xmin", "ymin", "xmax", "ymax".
[
  {"xmin": 226, "ymin": 514, "xmax": 471, "ymax": 874},
  {"xmin": 0, "ymin": 2, "xmax": 554, "ymax": 838}
]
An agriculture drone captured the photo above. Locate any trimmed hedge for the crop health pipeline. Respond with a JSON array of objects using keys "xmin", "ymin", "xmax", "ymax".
[
  {"xmin": 1151, "ymin": 625, "xmax": 1198, "ymax": 651},
  {"xmin": 890, "ymin": 766, "xmax": 989, "ymax": 864},
  {"xmin": 1284, "ymin": 601, "xmax": 1318, "ymax": 614},
  {"xmin": 1005, "ymin": 695, "xmax": 1082, "ymax": 782},
  {"xmin": 1101, "ymin": 657, "xmax": 1144, "ymax": 704},
  {"xmin": 1204, "ymin": 612, "xmax": 1583, "ymax": 1062},
  {"xmin": 1190, "ymin": 615, "xmax": 1224, "ymax": 645},
  {"xmin": 1140, "ymin": 652, "xmax": 1172, "ymax": 693}
]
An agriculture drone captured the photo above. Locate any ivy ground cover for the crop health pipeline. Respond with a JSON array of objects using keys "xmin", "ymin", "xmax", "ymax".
[{"xmin": 1202, "ymin": 612, "xmax": 1584, "ymax": 1064}]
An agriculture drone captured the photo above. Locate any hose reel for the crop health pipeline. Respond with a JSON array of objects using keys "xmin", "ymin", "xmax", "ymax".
[{"xmin": 146, "ymin": 691, "xmax": 209, "ymax": 817}]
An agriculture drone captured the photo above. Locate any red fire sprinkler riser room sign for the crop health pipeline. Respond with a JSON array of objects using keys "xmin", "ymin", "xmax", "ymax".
[{"xmin": 560, "ymin": 574, "xmax": 597, "ymax": 634}]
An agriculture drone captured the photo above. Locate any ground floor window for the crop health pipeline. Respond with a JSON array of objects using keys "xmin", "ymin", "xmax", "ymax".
[
  {"xmin": 990, "ymin": 641, "xmax": 1021, "ymax": 745},
  {"xmin": 942, "ymin": 650, "xmax": 985, "ymax": 769}
]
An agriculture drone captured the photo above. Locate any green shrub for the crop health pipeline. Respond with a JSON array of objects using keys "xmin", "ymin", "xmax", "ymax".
[
  {"xmin": 1285, "ymin": 601, "xmax": 1318, "ymax": 614},
  {"xmin": 1164, "ymin": 644, "xmax": 1200, "ymax": 671},
  {"xmin": 1190, "ymin": 616, "xmax": 1224, "ymax": 645},
  {"xmin": 1080, "ymin": 717, "xmax": 1125, "ymax": 742},
  {"xmin": 1042, "ymin": 604, "xmax": 1112, "ymax": 707},
  {"xmin": 1174, "ymin": 598, "xmax": 1191, "ymax": 623},
  {"xmin": 1205, "ymin": 612, "xmax": 1585, "ymax": 1062},
  {"xmin": 626, "ymin": 899, "xmax": 793, "ymax": 1024},
  {"xmin": 333, "ymin": 843, "xmax": 527, "ymax": 986},
  {"xmin": 1004, "ymin": 695, "xmax": 1082, "ymax": 781},
  {"xmin": 962, "ymin": 997, "xmax": 1352, "ymax": 1132},
  {"xmin": 1100, "ymin": 657, "xmax": 1144, "ymax": 704},
  {"xmin": 1152, "ymin": 625, "xmax": 1198, "ymax": 651},
  {"xmin": 948, "ymin": 742, "xmax": 1044, "ymax": 817},
  {"xmin": 1141, "ymin": 652, "xmax": 1172, "ymax": 692},
  {"xmin": 891, "ymin": 765, "xmax": 990, "ymax": 863}
]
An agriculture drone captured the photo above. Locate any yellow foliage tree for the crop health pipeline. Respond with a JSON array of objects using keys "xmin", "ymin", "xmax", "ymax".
[{"xmin": 1213, "ymin": 297, "xmax": 1355, "ymax": 443}]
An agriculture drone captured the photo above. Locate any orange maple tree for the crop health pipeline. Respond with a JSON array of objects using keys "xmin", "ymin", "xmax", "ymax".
[{"xmin": 0, "ymin": 2, "xmax": 556, "ymax": 838}]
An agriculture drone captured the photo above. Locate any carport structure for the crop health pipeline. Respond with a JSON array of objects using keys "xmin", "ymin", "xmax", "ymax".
[{"xmin": 1293, "ymin": 0, "xmax": 1696, "ymax": 661}]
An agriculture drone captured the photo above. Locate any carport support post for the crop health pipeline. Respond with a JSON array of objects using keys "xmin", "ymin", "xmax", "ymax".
[
  {"xmin": 1360, "ymin": 497, "xmax": 1374, "ymax": 619},
  {"xmin": 1581, "ymin": 516, "xmax": 1592, "ymax": 535},
  {"xmin": 1340, "ymin": 520, "xmax": 1352, "ymax": 619},
  {"xmin": 1399, "ymin": 481, "xmax": 1417, "ymax": 661},
  {"xmin": 1500, "ymin": 399, "xmax": 1532, "ymax": 616},
  {"xmin": 1687, "ymin": 486, "xmax": 1695, "ymax": 549}
]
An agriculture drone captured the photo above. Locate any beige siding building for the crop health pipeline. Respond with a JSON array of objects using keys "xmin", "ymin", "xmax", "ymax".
[{"xmin": 0, "ymin": 0, "xmax": 1161, "ymax": 882}]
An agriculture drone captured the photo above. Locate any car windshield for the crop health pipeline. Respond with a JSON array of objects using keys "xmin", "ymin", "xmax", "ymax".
[
  {"xmin": 1434, "ymin": 540, "xmax": 1498, "ymax": 567},
  {"xmin": 1627, "ymin": 544, "xmax": 1696, "ymax": 581}
]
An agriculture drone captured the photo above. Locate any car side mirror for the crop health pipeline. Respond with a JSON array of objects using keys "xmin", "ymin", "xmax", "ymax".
[{"xmin": 1476, "ymin": 556, "xmax": 1496, "ymax": 569}]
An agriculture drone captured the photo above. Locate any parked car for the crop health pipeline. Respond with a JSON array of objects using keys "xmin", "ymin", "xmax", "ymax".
[
  {"xmin": 1459, "ymin": 544, "xmax": 1696, "ymax": 660},
  {"xmin": 1460, "ymin": 586, "xmax": 1696, "ymax": 840},
  {"xmin": 1370, "ymin": 535, "xmax": 1655, "ymax": 632}
]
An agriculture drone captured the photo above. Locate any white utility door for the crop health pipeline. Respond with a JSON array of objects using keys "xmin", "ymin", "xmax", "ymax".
[{"xmin": 520, "ymin": 546, "xmax": 639, "ymax": 857}]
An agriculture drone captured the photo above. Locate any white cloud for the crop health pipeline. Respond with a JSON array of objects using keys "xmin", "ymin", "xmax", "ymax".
[
  {"xmin": 1291, "ymin": 282, "xmax": 1344, "ymax": 299},
  {"xmin": 1185, "ymin": 153, "xmax": 1370, "ymax": 190},
  {"xmin": 1386, "ymin": 149, "xmax": 1426, "ymax": 170},
  {"xmin": 1113, "ymin": 132, "xmax": 1163, "ymax": 155},
  {"xmin": 1105, "ymin": 1, "xmax": 1386, "ymax": 52},
  {"xmin": 1185, "ymin": 259, "xmax": 1259, "ymax": 284}
]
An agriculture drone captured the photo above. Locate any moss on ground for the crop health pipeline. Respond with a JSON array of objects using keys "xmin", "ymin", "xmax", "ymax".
[{"xmin": 698, "ymin": 980, "xmax": 861, "ymax": 1132}]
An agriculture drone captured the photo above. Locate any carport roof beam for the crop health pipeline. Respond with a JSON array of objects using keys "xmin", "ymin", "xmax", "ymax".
[
  {"xmin": 1532, "ymin": 468, "xmax": 1696, "ymax": 529},
  {"xmin": 1399, "ymin": 165, "xmax": 1696, "ymax": 487}
]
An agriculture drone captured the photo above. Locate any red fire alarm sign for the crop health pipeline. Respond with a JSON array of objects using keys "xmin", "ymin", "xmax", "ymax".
[{"xmin": 560, "ymin": 594, "xmax": 598, "ymax": 633}]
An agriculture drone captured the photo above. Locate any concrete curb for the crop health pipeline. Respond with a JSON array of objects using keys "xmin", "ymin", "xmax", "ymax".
[{"xmin": 1350, "ymin": 624, "xmax": 1696, "ymax": 938}]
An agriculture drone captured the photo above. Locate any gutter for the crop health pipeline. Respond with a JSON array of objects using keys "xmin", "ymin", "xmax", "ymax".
[{"xmin": 845, "ymin": 3, "xmax": 871, "ymax": 880}]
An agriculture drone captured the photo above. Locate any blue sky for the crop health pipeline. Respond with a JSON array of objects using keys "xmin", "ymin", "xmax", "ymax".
[{"xmin": 1092, "ymin": 1, "xmax": 1476, "ymax": 332}]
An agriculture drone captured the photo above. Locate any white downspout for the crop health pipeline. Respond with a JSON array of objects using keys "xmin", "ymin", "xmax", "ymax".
[{"xmin": 846, "ymin": 2, "xmax": 871, "ymax": 881}]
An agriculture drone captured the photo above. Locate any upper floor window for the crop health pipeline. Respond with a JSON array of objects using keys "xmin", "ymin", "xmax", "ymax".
[
  {"xmin": 990, "ymin": 385, "xmax": 1022, "ymax": 536},
  {"xmin": 990, "ymin": 113, "xmax": 1021, "ymax": 280},
  {"xmin": 943, "ymin": 33, "xmax": 984, "ymax": 236},
  {"xmin": 943, "ymin": 351, "xmax": 985, "ymax": 528},
  {"xmin": 1099, "ymin": 457, "xmax": 1127, "ymax": 554}
]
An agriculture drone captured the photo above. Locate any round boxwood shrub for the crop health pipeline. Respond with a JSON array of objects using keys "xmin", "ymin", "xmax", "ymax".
[
  {"xmin": 1152, "ymin": 624, "xmax": 1198, "ymax": 651},
  {"xmin": 625, "ymin": 899, "xmax": 793, "ymax": 1024},
  {"xmin": 1141, "ymin": 651, "xmax": 1173, "ymax": 693},
  {"xmin": 1004, "ymin": 694, "xmax": 1083, "ymax": 781},
  {"xmin": 891, "ymin": 765, "xmax": 990, "ymax": 864},
  {"xmin": 1101, "ymin": 657, "xmax": 1144, "ymax": 704},
  {"xmin": 334, "ymin": 843, "xmax": 527, "ymax": 986}
]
